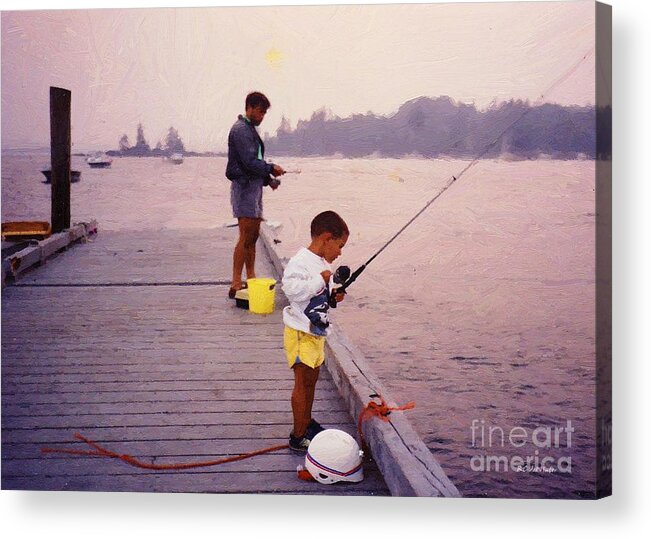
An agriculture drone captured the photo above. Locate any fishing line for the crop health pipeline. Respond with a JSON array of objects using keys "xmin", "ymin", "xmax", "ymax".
[{"xmin": 335, "ymin": 47, "xmax": 596, "ymax": 298}]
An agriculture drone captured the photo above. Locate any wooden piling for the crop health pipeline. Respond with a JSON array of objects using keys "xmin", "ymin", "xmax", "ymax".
[{"xmin": 50, "ymin": 86, "xmax": 71, "ymax": 233}]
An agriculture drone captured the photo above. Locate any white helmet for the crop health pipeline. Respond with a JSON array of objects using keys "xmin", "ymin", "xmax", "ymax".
[{"xmin": 305, "ymin": 429, "xmax": 364, "ymax": 484}]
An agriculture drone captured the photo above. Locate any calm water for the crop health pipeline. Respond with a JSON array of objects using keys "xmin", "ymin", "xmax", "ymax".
[{"xmin": 1, "ymin": 151, "xmax": 597, "ymax": 498}]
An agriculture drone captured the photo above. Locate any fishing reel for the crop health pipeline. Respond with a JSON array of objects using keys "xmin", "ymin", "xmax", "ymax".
[
  {"xmin": 329, "ymin": 265, "xmax": 350, "ymax": 308},
  {"xmin": 267, "ymin": 176, "xmax": 281, "ymax": 189}
]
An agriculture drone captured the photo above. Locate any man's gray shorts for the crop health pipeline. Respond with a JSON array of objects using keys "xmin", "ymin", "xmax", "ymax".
[{"xmin": 230, "ymin": 179, "xmax": 264, "ymax": 219}]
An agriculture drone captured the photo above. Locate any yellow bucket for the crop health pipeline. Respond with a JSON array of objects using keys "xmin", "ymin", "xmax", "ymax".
[{"xmin": 247, "ymin": 278, "xmax": 276, "ymax": 314}]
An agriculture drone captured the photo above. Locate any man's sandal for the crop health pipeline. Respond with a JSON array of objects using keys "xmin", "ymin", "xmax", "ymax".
[{"xmin": 228, "ymin": 283, "xmax": 248, "ymax": 299}]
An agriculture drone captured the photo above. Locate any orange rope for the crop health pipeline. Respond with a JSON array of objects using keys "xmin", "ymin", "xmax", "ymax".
[
  {"xmin": 297, "ymin": 468, "xmax": 316, "ymax": 481},
  {"xmin": 357, "ymin": 393, "xmax": 415, "ymax": 449},
  {"xmin": 42, "ymin": 394, "xmax": 413, "ymax": 476},
  {"xmin": 41, "ymin": 433, "xmax": 288, "ymax": 471}
]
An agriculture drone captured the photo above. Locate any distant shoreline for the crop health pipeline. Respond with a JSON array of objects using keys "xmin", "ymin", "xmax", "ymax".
[
  {"xmin": 0, "ymin": 148, "xmax": 227, "ymax": 158},
  {"xmin": 1, "ymin": 149, "xmax": 596, "ymax": 162}
]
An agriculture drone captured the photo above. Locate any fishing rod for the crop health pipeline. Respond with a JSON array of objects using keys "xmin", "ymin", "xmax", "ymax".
[
  {"xmin": 329, "ymin": 47, "xmax": 595, "ymax": 307},
  {"xmin": 328, "ymin": 173, "xmax": 460, "ymax": 307},
  {"xmin": 268, "ymin": 169, "xmax": 301, "ymax": 188}
]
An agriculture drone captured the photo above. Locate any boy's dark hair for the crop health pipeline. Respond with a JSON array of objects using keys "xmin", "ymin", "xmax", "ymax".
[
  {"xmin": 310, "ymin": 211, "xmax": 349, "ymax": 239},
  {"xmin": 246, "ymin": 92, "xmax": 271, "ymax": 111}
]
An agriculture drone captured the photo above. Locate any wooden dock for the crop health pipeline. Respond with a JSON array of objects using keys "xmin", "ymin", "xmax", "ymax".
[{"xmin": 1, "ymin": 227, "xmax": 389, "ymax": 495}]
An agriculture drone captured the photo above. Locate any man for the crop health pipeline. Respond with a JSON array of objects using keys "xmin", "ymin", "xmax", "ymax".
[{"xmin": 226, "ymin": 91, "xmax": 285, "ymax": 298}]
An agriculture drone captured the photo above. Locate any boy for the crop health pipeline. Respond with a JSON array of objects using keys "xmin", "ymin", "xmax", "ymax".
[{"xmin": 282, "ymin": 211, "xmax": 349, "ymax": 452}]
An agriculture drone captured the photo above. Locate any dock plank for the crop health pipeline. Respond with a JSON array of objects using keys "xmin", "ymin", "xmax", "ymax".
[
  {"xmin": 2, "ymin": 397, "xmax": 347, "ymax": 417},
  {"xmin": 1, "ymin": 470, "xmax": 388, "ymax": 495},
  {"xmin": 2, "ymin": 411, "xmax": 353, "ymax": 429},
  {"xmin": 1, "ymin": 388, "xmax": 339, "ymax": 406},
  {"xmin": 2, "ymin": 424, "xmax": 367, "ymax": 451}
]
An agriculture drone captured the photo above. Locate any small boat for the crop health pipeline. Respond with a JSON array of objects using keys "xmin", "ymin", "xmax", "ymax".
[
  {"xmin": 86, "ymin": 152, "xmax": 113, "ymax": 168},
  {"xmin": 2, "ymin": 221, "xmax": 52, "ymax": 241},
  {"xmin": 169, "ymin": 153, "xmax": 184, "ymax": 164},
  {"xmin": 41, "ymin": 170, "xmax": 81, "ymax": 183}
]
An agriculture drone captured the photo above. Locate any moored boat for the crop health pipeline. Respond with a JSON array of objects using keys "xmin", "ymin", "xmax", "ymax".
[
  {"xmin": 41, "ymin": 170, "xmax": 81, "ymax": 183},
  {"xmin": 86, "ymin": 152, "xmax": 113, "ymax": 168}
]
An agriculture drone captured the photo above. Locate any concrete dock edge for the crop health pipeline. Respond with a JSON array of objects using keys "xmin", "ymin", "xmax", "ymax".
[{"xmin": 260, "ymin": 222, "xmax": 461, "ymax": 497}]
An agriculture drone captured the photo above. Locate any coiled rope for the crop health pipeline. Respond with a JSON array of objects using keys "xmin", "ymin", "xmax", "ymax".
[{"xmin": 357, "ymin": 393, "xmax": 416, "ymax": 449}]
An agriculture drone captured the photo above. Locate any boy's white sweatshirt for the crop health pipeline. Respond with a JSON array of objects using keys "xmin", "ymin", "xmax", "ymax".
[{"xmin": 282, "ymin": 247, "xmax": 333, "ymax": 336}]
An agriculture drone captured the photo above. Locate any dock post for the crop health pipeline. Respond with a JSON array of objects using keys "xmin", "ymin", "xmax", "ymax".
[{"xmin": 50, "ymin": 86, "xmax": 71, "ymax": 233}]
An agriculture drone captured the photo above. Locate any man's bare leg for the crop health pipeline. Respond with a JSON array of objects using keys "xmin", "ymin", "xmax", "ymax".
[{"xmin": 232, "ymin": 217, "xmax": 261, "ymax": 291}]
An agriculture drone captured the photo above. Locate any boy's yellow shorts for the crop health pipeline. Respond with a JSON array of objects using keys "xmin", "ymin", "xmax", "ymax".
[{"xmin": 284, "ymin": 327, "xmax": 325, "ymax": 369}]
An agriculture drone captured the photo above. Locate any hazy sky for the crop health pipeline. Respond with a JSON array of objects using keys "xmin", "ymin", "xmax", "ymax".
[{"xmin": 1, "ymin": 1, "xmax": 596, "ymax": 152}]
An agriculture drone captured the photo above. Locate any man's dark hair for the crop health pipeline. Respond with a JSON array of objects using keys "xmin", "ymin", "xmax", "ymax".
[
  {"xmin": 246, "ymin": 92, "xmax": 271, "ymax": 111},
  {"xmin": 310, "ymin": 211, "xmax": 349, "ymax": 239}
]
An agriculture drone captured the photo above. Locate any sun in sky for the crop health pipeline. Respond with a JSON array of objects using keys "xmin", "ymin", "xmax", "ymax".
[{"xmin": 265, "ymin": 47, "xmax": 284, "ymax": 69}]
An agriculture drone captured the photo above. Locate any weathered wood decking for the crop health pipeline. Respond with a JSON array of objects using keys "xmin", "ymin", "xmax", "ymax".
[{"xmin": 1, "ymin": 227, "xmax": 389, "ymax": 495}]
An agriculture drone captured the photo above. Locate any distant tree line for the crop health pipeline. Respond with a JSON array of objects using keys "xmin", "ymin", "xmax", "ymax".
[
  {"xmin": 108, "ymin": 124, "xmax": 212, "ymax": 157},
  {"xmin": 265, "ymin": 96, "xmax": 611, "ymax": 160}
]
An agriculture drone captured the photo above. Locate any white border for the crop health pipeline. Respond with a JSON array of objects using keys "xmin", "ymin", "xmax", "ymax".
[{"xmin": 1, "ymin": 0, "xmax": 649, "ymax": 537}]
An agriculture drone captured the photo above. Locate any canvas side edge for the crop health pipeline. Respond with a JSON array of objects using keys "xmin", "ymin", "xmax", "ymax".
[{"xmin": 595, "ymin": 0, "xmax": 612, "ymax": 499}]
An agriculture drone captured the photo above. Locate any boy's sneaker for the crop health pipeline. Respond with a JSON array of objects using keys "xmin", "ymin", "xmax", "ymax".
[
  {"xmin": 305, "ymin": 419, "xmax": 325, "ymax": 440},
  {"xmin": 289, "ymin": 433, "xmax": 311, "ymax": 453}
]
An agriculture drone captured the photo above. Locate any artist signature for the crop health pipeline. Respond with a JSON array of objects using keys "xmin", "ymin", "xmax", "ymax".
[{"xmin": 515, "ymin": 465, "xmax": 557, "ymax": 473}]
